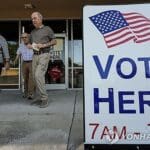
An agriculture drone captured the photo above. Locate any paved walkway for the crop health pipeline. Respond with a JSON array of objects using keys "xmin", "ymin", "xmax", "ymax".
[{"xmin": 0, "ymin": 90, "xmax": 84, "ymax": 150}]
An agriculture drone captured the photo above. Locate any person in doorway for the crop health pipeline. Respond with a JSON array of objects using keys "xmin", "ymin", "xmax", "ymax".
[
  {"xmin": 27, "ymin": 12, "xmax": 56, "ymax": 108},
  {"xmin": 14, "ymin": 33, "xmax": 34, "ymax": 99},
  {"xmin": 0, "ymin": 34, "xmax": 10, "ymax": 75}
]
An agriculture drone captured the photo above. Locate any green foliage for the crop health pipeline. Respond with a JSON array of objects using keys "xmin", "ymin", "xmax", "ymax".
[{"xmin": 8, "ymin": 42, "xmax": 18, "ymax": 67}]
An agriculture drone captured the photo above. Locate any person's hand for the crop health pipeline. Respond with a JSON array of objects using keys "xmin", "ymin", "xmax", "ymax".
[
  {"xmin": 27, "ymin": 44, "xmax": 33, "ymax": 49},
  {"xmin": 36, "ymin": 43, "xmax": 44, "ymax": 49},
  {"xmin": 13, "ymin": 60, "xmax": 16, "ymax": 66},
  {"xmin": 5, "ymin": 62, "xmax": 10, "ymax": 70}
]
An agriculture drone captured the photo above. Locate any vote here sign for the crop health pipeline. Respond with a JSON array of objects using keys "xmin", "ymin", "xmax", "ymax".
[{"xmin": 83, "ymin": 4, "xmax": 150, "ymax": 145}]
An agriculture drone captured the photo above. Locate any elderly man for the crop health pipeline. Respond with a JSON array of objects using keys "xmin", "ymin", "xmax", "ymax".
[
  {"xmin": 14, "ymin": 33, "xmax": 34, "ymax": 99},
  {"xmin": 0, "ymin": 34, "xmax": 10, "ymax": 75},
  {"xmin": 28, "ymin": 12, "xmax": 56, "ymax": 108}
]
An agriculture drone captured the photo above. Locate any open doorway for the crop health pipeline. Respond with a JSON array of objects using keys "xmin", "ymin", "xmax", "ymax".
[{"xmin": 45, "ymin": 34, "xmax": 68, "ymax": 89}]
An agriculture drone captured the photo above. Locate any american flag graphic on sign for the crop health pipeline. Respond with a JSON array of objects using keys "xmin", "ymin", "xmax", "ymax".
[{"xmin": 89, "ymin": 10, "xmax": 150, "ymax": 48}]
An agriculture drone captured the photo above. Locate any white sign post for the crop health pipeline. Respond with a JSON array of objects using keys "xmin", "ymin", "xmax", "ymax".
[{"xmin": 83, "ymin": 4, "xmax": 150, "ymax": 148}]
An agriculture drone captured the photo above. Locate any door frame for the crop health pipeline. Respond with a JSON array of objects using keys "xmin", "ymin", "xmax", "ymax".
[{"xmin": 46, "ymin": 33, "xmax": 68, "ymax": 89}]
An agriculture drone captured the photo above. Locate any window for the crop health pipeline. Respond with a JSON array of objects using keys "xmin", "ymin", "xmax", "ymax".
[{"xmin": 68, "ymin": 19, "xmax": 83, "ymax": 88}]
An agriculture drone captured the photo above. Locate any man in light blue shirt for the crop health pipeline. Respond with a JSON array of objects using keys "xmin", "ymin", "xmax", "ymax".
[
  {"xmin": 14, "ymin": 33, "xmax": 34, "ymax": 99},
  {"xmin": 0, "ymin": 34, "xmax": 10, "ymax": 75}
]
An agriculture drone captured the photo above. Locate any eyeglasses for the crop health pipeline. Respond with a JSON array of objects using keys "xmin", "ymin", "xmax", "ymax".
[{"xmin": 21, "ymin": 37, "xmax": 28, "ymax": 39}]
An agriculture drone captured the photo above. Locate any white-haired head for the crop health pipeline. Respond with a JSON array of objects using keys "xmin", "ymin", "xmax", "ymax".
[
  {"xmin": 32, "ymin": 12, "xmax": 43, "ymax": 20},
  {"xmin": 31, "ymin": 12, "xmax": 43, "ymax": 28}
]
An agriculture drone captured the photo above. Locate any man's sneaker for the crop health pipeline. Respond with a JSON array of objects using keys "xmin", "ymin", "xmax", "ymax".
[
  {"xmin": 23, "ymin": 93, "xmax": 27, "ymax": 98},
  {"xmin": 39, "ymin": 100, "xmax": 49, "ymax": 108},
  {"xmin": 28, "ymin": 94, "xmax": 34, "ymax": 100},
  {"xmin": 30, "ymin": 98, "xmax": 41, "ymax": 105}
]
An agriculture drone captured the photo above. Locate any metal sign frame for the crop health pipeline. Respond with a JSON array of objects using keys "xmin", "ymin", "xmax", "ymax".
[{"xmin": 83, "ymin": 4, "xmax": 150, "ymax": 149}]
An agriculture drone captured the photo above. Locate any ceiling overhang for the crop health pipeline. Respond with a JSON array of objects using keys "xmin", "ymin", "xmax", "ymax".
[{"xmin": 0, "ymin": 0, "xmax": 149, "ymax": 20}]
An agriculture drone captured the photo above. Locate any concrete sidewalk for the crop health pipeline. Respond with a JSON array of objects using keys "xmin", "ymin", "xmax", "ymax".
[{"xmin": 0, "ymin": 90, "xmax": 84, "ymax": 150}]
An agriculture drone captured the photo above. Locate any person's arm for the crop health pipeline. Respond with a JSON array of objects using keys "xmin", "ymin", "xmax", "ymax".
[
  {"xmin": 27, "ymin": 33, "xmax": 34, "ymax": 49},
  {"xmin": 13, "ymin": 54, "xmax": 20, "ymax": 65},
  {"xmin": 37, "ymin": 39, "xmax": 57, "ymax": 49},
  {"xmin": 0, "ymin": 36, "xmax": 10, "ymax": 69},
  {"xmin": 13, "ymin": 46, "xmax": 21, "ymax": 66},
  {"xmin": 1, "ymin": 37, "xmax": 9, "ymax": 61},
  {"xmin": 42, "ymin": 39, "xmax": 57, "ymax": 48}
]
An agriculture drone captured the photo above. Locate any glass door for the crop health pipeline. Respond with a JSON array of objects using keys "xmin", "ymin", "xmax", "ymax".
[
  {"xmin": 45, "ymin": 34, "xmax": 68, "ymax": 89},
  {"xmin": 0, "ymin": 21, "xmax": 19, "ymax": 89}
]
